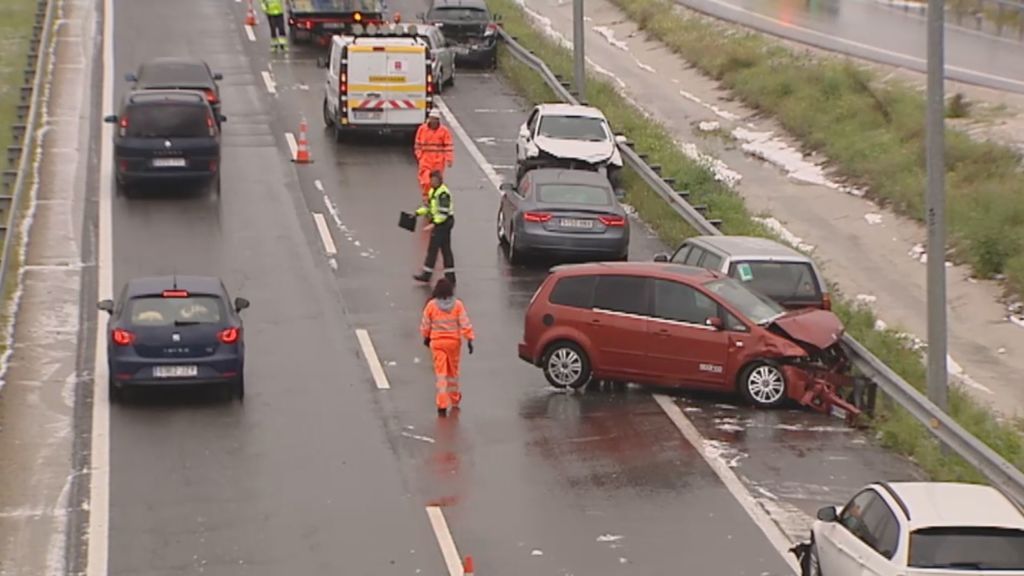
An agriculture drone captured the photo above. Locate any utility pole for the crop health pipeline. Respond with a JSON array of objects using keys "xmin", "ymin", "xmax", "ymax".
[
  {"xmin": 572, "ymin": 0, "xmax": 585, "ymax": 99},
  {"xmin": 925, "ymin": 0, "xmax": 948, "ymax": 411}
]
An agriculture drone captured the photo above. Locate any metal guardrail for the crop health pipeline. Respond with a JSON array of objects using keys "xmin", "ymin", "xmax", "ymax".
[
  {"xmin": 882, "ymin": 0, "xmax": 1024, "ymax": 39},
  {"xmin": 496, "ymin": 28, "xmax": 1024, "ymax": 507},
  {"xmin": 0, "ymin": 0, "xmax": 56, "ymax": 296}
]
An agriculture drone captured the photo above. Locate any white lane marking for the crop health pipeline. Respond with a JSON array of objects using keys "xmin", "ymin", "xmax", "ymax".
[
  {"xmin": 354, "ymin": 329, "xmax": 390, "ymax": 389},
  {"xmin": 653, "ymin": 394, "xmax": 801, "ymax": 574},
  {"xmin": 695, "ymin": 0, "xmax": 1024, "ymax": 89},
  {"xmin": 312, "ymin": 212, "xmax": 337, "ymax": 255},
  {"xmin": 89, "ymin": 0, "xmax": 115, "ymax": 573},
  {"xmin": 244, "ymin": 24, "xmax": 256, "ymax": 42},
  {"xmin": 401, "ymin": 431, "xmax": 436, "ymax": 443},
  {"xmin": 434, "ymin": 97, "xmax": 502, "ymax": 191},
  {"xmin": 284, "ymin": 132, "xmax": 297, "ymax": 160},
  {"xmin": 426, "ymin": 506, "xmax": 464, "ymax": 576},
  {"xmin": 261, "ymin": 70, "xmax": 276, "ymax": 94},
  {"xmin": 323, "ymin": 194, "xmax": 344, "ymax": 230},
  {"xmin": 314, "ymin": 179, "xmax": 325, "ymax": 192}
]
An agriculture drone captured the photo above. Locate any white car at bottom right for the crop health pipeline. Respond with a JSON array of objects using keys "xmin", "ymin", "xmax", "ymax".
[{"xmin": 802, "ymin": 482, "xmax": 1024, "ymax": 576}]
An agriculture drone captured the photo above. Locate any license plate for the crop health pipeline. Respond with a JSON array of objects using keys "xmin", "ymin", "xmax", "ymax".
[
  {"xmin": 153, "ymin": 365, "xmax": 198, "ymax": 378},
  {"xmin": 353, "ymin": 110, "xmax": 382, "ymax": 120},
  {"xmin": 560, "ymin": 218, "xmax": 593, "ymax": 229},
  {"xmin": 152, "ymin": 158, "xmax": 186, "ymax": 168}
]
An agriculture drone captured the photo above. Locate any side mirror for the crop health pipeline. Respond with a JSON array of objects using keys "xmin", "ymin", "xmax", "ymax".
[
  {"xmin": 103, "ymin": 115, "xmax": 118, "ymax": 123},
  {"xmin": 816, "ymin": 506, "xmax": 838, "ymax": 522},
  {"xmin": 705, "ymin": 316, "xmax": 723, "ymax": 330},
  {"xmin": 97, "ymin": 299, "xmax": 114, "ymax": 314},
  {"xmin": 219, "ymin": 114, "xmax": 228, "ymax": 123},
  {"xmin": 124, "ymin": 73, "xmax": 137, "ymax": 82},
  {"xmin": 653, "ymin": 253, "xmax": 669, "ymax": 263},
  {"xmin": 316, "ymin": 56, "xmax": 329, "ymax": 69},
  {"xmin": 234, "ymin": 297, "xmax": 251, "ymax": 312},
  {"xmin": 499, "ymin": 182, "xmax": 515, "ymax": 193},
  {"xmin": 213, "ymin": 72, "xmax": 224, "ymax": 80}
]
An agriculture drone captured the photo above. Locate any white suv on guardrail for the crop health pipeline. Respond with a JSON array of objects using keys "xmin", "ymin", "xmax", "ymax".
[{"xmin": 797, "ymin": 481, "xmax": 1024, "ymax": 576}]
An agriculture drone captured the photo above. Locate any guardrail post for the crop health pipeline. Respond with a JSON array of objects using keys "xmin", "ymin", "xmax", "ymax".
[
  {"xmin": 649, "ymin": 164, "xmax": 662, "ymax": 175},
  {"xmin": 662, "ymin": 177, "xmax": 676, "ymax": 187},
  {"xmin": 674, "ymin": 188, "xmax": 690, "ymax": 199},
  {"xmin": 693, "ymin": 204, "xmax": 708, "ymax": 216},
  {"xmin": 16, "ymin": 105, "xmax": 30, "ymax": 122},
  {"xmin": 19, "ymin": 86, "xmax": 33, "ymax": 103},
  {"xmin": 708, "ymin": 218, "xmax": 723, "ymax": 229},
  {"xmin": 0, "ymin": 197, "xmax": 11, "ymax": 230},
  {"xmin": 2, "ymin": 171, "xmax": 18, "ymax": 193},
  {"xmin": 6, "ymin": 147, "xmax": 22, "ymax": 167},
  {"xmin": 11, "ymin": 125, "xmax": 26, "ymax": 141}
]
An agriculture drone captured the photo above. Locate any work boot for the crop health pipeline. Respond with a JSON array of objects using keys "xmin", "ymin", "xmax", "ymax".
[
  {"xmin": 437, "ymin": 407, "xmax": 447, "ymax": 416},
  {"xmin": 413, "ymin": 272, "xmax": 432, "ymax": 282}
]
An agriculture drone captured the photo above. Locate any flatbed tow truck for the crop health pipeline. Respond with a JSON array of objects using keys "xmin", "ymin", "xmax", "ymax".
[{"xmin": 287, "ymin": 0, "xmax": 387, "ymax": 44}]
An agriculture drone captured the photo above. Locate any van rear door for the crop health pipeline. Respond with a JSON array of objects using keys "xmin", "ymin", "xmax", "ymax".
[
  {"xmin": 346, "ymin": 44, "xmax": 391, "ymax": 127},
  {"xmin": 381, "ymin": 45, "xmax": 427, "ymax": 127}
]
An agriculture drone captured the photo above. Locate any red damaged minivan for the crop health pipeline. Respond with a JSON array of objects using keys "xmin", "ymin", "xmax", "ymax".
[{"xmin": 518, "ymin": 262, "xmax": 852, "ymax": 408}]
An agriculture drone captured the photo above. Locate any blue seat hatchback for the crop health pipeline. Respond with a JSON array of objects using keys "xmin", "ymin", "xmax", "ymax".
[{"xmin": 99, "ymin": 275, "xmax": 250, "ymax": 402}]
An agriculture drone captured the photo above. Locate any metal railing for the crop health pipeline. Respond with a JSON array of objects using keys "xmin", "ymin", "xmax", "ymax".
[
  {"xmin": 496, "ymin": 28, "xmax": 1024, "ymax": 507},
  {"xmin": 0, "ymin": 0, "xmax": 56, "ymax": 298},
  {"xmin": 881, "ymin": 0, "xmax": 1024, "ymax": 39}
]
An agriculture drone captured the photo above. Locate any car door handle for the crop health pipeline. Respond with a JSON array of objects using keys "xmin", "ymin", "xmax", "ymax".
[{"xmin": 590, "ymin": 318, "xmax": 601, "ymax": 324}]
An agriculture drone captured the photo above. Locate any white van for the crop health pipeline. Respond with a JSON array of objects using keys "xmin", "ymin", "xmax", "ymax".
[{"xmin": 321, "ymin": 24, "xmax": 433, "ymax": 139}]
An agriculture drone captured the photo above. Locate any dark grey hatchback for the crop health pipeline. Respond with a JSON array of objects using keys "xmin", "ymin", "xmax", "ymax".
[{"xmin": 104, "ymin": 90, "xmax": 226, "ymax": 196}]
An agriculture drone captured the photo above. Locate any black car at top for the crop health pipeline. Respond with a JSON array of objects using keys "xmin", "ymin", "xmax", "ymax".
[
  {"xmin": 99, "ymin": 275, "xmax": 250, "ymax": 402},
  {"xmin": 103, "ymin": 90, "xmax": 226, "ymax": 196},
  {"xmin": 125, "ymin": 57, "xmax": 224, "ymax": 122},
  {"xmin": 420, "ymin": 0, "xmax": 500, "ymax": 69}
]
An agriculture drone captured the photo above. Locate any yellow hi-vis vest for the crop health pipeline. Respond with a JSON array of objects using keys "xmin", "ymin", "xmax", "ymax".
[{"xmin": 415, "ymin": 184, "xmax": 453, "ymax": 225}]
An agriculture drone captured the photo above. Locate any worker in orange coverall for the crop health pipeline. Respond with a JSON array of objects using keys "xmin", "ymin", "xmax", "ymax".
[
  {"xmin": 420, "ymin": 278, "xmax": 474, "ymax": 415},
  {"xmin": 414, "ymin": 109, "xmax": 454, "ymax": 201}
]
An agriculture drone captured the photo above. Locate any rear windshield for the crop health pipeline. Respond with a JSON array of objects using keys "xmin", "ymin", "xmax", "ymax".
[
  {"xmin": 537, "ymin": 184, "xmax": 611, "ymax": 206},
  {"xmin": 126, "ymin": 104, "xmax": 209, "ymax": 138},
  {"xmin": 909, "ymin": 527, "xmax": 1024, "ymax": 570},
  {"xmin": 703, "ymin": 277, "xmax": 784, "ymax": 325},
  {"xmin": 538, "ymin": 116, "xmax": 608, "ymax": 142},
  {"xmin": 429, "ymin": 6, "xmax": 490, "ymax": 20},
  {"xmin": 128, "ymin": 295, "xmax": 224, "ymax": 326},
  {"xmin": 727, "ymin": 261, "xmax": 821, "ymax": 302}
]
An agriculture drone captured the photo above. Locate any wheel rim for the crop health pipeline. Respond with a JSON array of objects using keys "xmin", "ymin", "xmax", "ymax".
[
  {"xmin": 747, "ymin": 365, "xmax": 784, "ymax": 404},
  {"xmin": 547, "ymin": 347, "xmax": 582, "ymax": 387},
  {"xmin": 497, "ymin": 211, "xmax": 505, "ymax": 240}
]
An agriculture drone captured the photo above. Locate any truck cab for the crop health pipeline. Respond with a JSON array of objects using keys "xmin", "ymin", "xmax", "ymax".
[{"xmin": 321, "ymin": 24, "xmax": 433, "ymax": 138}]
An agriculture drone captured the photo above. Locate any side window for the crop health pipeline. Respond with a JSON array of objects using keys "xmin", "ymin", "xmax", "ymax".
[
  {"xmin": 653, "ymin": 279, "xmax": 715, "ymax": 325},
  {"xmin": 700, "ymin": 252, "xmax": 724, "ymax": 271},
  {"xmin": 548, "ymin": 275, "xmax": 596, "ymax": 309},
  {"xmin": 723, "ymin": 310, "xmax": 748, "ymax": 332},
  {"xmin": 860, "ymin": 498, "xmax": 900, "ymax": 559},
  {"xmin": 670, "ymin": 245, "xmax": 691, "ymax": 264},
  {"xmin": 683, "ymin": 247, "xmax": 704, "ymax": 267},
  {"xmin": 593, "ymin": 275, "xmax": 650, "ymax": 316},
  {"xmin": 839, "ymin": 490, "xmax": 877, "ymax": 534},
  {"xmin": 526, "ymin": 109, "xmax": 539, "ymax": 134}
]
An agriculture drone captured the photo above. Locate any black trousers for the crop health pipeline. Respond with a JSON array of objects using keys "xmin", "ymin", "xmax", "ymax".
[
  {"xmin": 267, "ymin": 14, "xmax": 286, "ymax": 38},
  {"xmin": 422, "ymin": 217, "xmax": 455, "ymax": 281}
]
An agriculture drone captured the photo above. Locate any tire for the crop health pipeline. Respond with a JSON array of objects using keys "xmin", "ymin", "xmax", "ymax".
[
  {"xmin": 542, "ymin": 341, "xmax": 591, "ymax": 389},
  {"xmin": 108, "ymin": 377, "xmax": 122, "ymax": 403},
  {"xmin": 507, "ymin": 226, "xmax": 524, "ymax": 265},
  {"xmin": 738, "ymin": 361, "xmax": 788, "ymax": 408},
  {"xmin": 210, "ymin": 174, "xmax": 221, "ymax": 196},
  {"xmin": 322, "ymin": 98, "xmax": 333, "ymax": 128},
  {"xmin": 607, "ymin": 165, "xmax": 624, "ymax": 190},
  {"xmin": 496, "ymin": 208, "xmax": 508, "ymax": 245},
  {"xmin": 445, "ymin": 62, "xmax": 456, "ymax": 87},
  {"xmin": 234, "ymin": 374, "xmax": 245, "ymax": 401},
  {"xmin": 115, "ymin": 177, "xmax": 132, "ymax": 199},
  {"xmin": 334, "ymin": 122, "xmax": 346, "ymax": 143}
]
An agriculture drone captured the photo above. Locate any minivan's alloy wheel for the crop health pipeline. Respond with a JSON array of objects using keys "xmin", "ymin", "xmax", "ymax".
[
  {"xmin": 739, "ymin": 362, "xmax": 787, "ymax": 408},
  {"xmin": 496, "ymin": 209, "xmax": 508, "ymax": 245},
  {"xmin": 543, "ymin": 342, "xmax": 590, "ymax": 389}
]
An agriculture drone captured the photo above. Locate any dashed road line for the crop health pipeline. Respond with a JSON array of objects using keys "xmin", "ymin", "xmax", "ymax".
[
  {"xmin": 244, "ymin": 24, "xmax": 256, "ymax": 42},
  {"xmin": 426, "ymin": 506, "xmax": 464, "ymax": 576},
  {"xmin": 261, "ymin": 70, "xmax": 276, "ymax": 94},
  {"xmin": 354, "ymin": 329, "xmax": 390, "ymax": 390},
  {"xmin": 311, "ymin": 212, "xmax": 337, "ymax": 256},
  {"xmin": 284, "ymin": 131, "xmax": 297, "ymax": 160}
]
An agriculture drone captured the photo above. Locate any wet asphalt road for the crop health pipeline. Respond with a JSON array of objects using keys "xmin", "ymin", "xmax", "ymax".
[
  {"xmin": 102, "ymin": 0, "xmax": 921, "ymax": 573},
  {"xmin": 676, "ymin": 0, "xmax": 1024, "ymax": 92}
]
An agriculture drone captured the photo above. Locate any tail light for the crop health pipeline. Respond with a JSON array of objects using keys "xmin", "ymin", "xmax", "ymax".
[
  {"xmin": 599, "ymin": 215, "xmax": 625, "ymax": 226},
  {"xmin": 162, "ymin": 290, "xmax": 189, "ymax": 297},
  {"xmin": 340, "ymin": 72, "xmax": 347, "ymax": 94},
  {"xmin": 209, "ymin": 159, "xmax": 218, "ymax": 172},
  {"xmin": 118, "ymin": 116, "xmax": 128, "ymax": 137},
  {"xmin": 524, "ymin": 212, "xmax": 552, "ymax": 223},
  {"xmin": 218, "ymin": 327, "xmax": 241, "ymax": 344},
  {"xmin": 426, "ymin": 72, "xmax": 434, "ymax": 94},
  {"xmin": 353, "ymin": 11, "xmax": 363, "ymax": 22},
  {"xmin": 206, "ymin": 114, "xmax": 216, "ymax": 136},
  {"xmin": 484, "ymin": 23, "xmax": 498, "ymax": 36},
  {"xmin": 203, "ymin": 89, "xmax": 218, "ymax": 104},
  {"xmin": 822, "ymin": 292, "xmax": 832, "ymax": 311},
  {"xmin": 112, "ymin": 328, "xmax": 135, "ymax": 346}
]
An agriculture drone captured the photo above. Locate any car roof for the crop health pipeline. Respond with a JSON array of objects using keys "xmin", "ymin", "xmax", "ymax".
[
  {"xmin": 137, "ymin": 58, "xmax": 212, "ymax": 84},
  {"xmin": 550, "ymin": 261, "xmax": 723, "ymax": 283},
  {"xmin": 431, "ymin": 0, "xmax": 489, "ymax": 9},
  {"xmin": 527, "ymin": 168, "xmax": 612, "ymax": 188},
  {"xmin": 686, "ymin": 235, "xmax": 812, "ymax": 261},
  {"xmin": 536, "ymin": 103, "xmax": 607, "ymax": 119},
  {"xmin": 125, "ymin": 89, "xmax": 208, "ymax": 106},
  {"xmin": 879, "ymin": 482, "xmax": 1024, "ymax": 530},
  {"xmin": 124, "ymin": 275, "xmax": 225, "ymax": 297}
]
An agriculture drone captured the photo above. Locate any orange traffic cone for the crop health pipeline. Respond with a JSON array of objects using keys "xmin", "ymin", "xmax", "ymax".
[
  {"xmin": 294, "ymin": 117, "xmax": 312, "ymax": 163},
  {"xmin": 463, "ymin": 556, "xmax": 474, "ymax": 576},
  {"xmin": 245, "ymin": 0, "xmax": 257, "ymax": 26}
]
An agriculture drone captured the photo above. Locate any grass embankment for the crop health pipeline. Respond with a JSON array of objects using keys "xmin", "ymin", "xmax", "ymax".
[
  {"xmin": 487, "ymin": 0, "xmax": 1024, "ymax": 482},
  {"xmin": 605, "ymin": 0, "xmax": 1024, "ymax": 298}
]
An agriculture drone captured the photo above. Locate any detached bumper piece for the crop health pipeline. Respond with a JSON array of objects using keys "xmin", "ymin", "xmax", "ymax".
[{"xmin": 795, "ymin": 370, "xmax": 867, "ymax": 426}]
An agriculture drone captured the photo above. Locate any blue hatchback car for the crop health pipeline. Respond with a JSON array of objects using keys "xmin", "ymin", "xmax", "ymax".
[{"xmin": 98, "ymin": 275, "xmax": 250, "ymax": 402}]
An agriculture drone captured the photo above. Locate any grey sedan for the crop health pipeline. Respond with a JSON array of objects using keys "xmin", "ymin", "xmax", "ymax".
[{"xmin": 497, "ymin": 168, "xmax": 630, "ymax": 264}]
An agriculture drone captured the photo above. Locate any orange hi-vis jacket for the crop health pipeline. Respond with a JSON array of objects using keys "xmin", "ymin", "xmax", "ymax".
[
  {"xmin": 420, "ymin": 297, "xmax": 474, "ymax": 343},
  {"xmin": 414, "ymin": 123, "xmax": 454, "ymax": 171}
]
